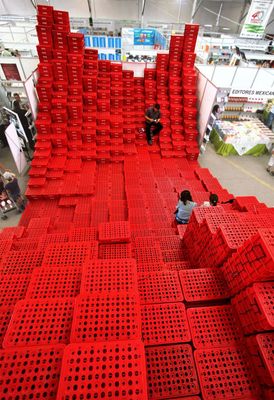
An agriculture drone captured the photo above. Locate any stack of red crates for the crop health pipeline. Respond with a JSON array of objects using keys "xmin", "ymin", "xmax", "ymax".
[{"xmin": 182, "ymin": 24, "xmax": 199, "ymax": 161}]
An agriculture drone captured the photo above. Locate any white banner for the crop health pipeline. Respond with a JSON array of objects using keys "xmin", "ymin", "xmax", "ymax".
[
  {"xmin": 230, "ymin": 88, "xmax": 274, "ymax": 102},
  {"xmin": 5, "ymin": 123, "xmax": 27, "ymax": 175},
  {"xmin": 241, "ymin": 0, "xmax": 274, "ymax": 39}
]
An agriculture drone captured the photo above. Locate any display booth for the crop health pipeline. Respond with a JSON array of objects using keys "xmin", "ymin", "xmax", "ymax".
[{"xmin": 197, "ymin": 64, "xmax": 274, "ymax": 156}]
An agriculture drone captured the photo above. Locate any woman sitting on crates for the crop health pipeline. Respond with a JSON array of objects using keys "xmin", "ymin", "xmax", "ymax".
[
  {"xmin": 3, "ymin": 171, "xmax": 25, "ymax": 212},
  {"xmin": 174, "ymin": 190, "xmax": 197, "ymax": 224}
]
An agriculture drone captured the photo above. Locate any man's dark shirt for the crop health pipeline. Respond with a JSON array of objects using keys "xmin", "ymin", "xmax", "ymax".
[{"xmin": 146, "ymin": 107, "xmax": 161, "ymax": 123}]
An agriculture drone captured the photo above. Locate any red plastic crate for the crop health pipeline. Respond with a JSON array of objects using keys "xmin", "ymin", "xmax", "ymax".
[
  {"xmin": 222, "ymin": 228, "xmax": 274, "ymax": 295},
  {"xmin": 179, "ymin": 268, "xmax": 230, "ymax": 303},
  {"xmin": 195, "ymin": 345, "xmax": 261, "ymax": 400},
  {"xmin": 81, "ymin": 258, "xmax": 138, "ymax": 293},
  {"xmin": 26, "ymin": 266, "xmax": 82, "ymax": 299},
  {"xmin": 56, "ymin": 341, "xmax": 148, "ymax": 399},
  {"xmin": 0, "ymin": 250, "xmax": 44, "ymax": 275},
  {"xmin": 163, "ymin": 260, "xmax": 192, "ymax": 270},
  {"xmin": 0, "ymin": 274, "xmax": 30, "ymax": 307},
  {"xmin": 38, "ymin": 232, "xmax": 69, "ymax": 250},
  {"xmin": 232, "ymin": 282, "xmax": 274, "ymax": 334},
  {"xmin": 247, "ymin": 333, "xmax": 274, "ymax": 387},
  {"xmin": 3, "ymin": 298, "xmax": 74, "ymax": 348},
  {"xmin": 98, "ymin": 243, "xmax": 132, "ymax": 259},
  {"xmin": 187, "ymin": 305, "xmax": 244, "ymax": 349},
  {"xmin": 135, "ymin": 244, "xmax": 163, "ymax": 265},
  {"xmin": 70, "ymin": 292, "xmax": 141, "ymax": 342},
  {"xmin": 145, "ymin": 344, "xmax": 200, "ymax": 399},
  {"xmin": 0, "ymin": 307, "xmax": 13, "ymax": 347},
  {"xmin": 141, "ymin": 302, "xmax": 190, "ymax": 345},
  {"xmin": 69, "ymin": 227, "xmax": 97, "ymax": 241},
  {"xmin": 0, "ymin": 344, "xmax": 64, "ymax": 399},
  {"xmin": 42, "ymin": 241, "xmax": 92, "ymax": 267},
  {"xmin": 138, "ymin": 271, "xmax": 183, "ymax": 304},
  {"xmin": 98, "ymin": 221, "xmax": 131, "ymax": 243}
]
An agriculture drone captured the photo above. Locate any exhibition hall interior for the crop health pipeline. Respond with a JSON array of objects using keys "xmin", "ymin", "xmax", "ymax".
[{"xmin": 0, "ymin": 1, "xmax": 273, "ymax": 399}]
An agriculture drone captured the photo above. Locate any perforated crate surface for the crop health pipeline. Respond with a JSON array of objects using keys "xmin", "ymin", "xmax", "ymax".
[
  {"xmin": 0, "ymin": 240, "xmax": 12, "ymax": 256},
  {"xmin": 26, "ymin": 266, "xmax": 82, "ymax": 299},
  {"xmin": 3, "ymin": 298, "xmax": 74, "ymax": 348},
  {"xmin": 42, "ymin": 241, "xmax": 92, "ymax": 267},
  {"xmin": 69, "ymin": 226, "xmax": 97, "ymax": 242},
  {"xmin": 138, "ymin": 271, "xmax": 183, "ymax": 304},
  {"xmin": 0, "ymin": 307, "xmax": 13, "ymax": 347},
  {"xmin": 187, "ymin": 305, "xmax": 244, "ymax": 349},
  {"xmin": 28, "ymin": 216, "xmax": 51, "ymax": 229},
  {"xmin": 145, "ymin": 344, "xmax": 200, "ymax": 399},
  {"xmin": 157, "ymin": 235, "xmax": 182, "ymax": 251},
  {"xmin": 56, "ymin": 340, "xmax": 148, "ymax": 400},
  {"xmin": 0, "ymin": 274, "xmax": 31, "ymax": 307},
  {"xmin": 164, "ymin": 261, "xmax": 192, "ymax": 271},
  {"xmin": 141, "ymin": 302, "xmax": 191, "ymax": 345},
  {"xmin": 135, "ymin": 245, "xmax": 163, "ymax": 265},
  {"xmin": 98, "ymin": 243, "xmax": 132, "ymax": 259},
  {"xmin": 162, "ymin": 248, "xmax": 186, "ymax": 263},
  {"xmin": 256, "ymin": 333, "xmax": 274, "ymax": 384},
  {"xmin": 81, "ymin": 258, "xmax": 138, "ymax": 293},
  {"xmin": 179, "ymin": 268, "xmax": 230, "ymax": 302},
  {"xmin": 195, "ymin": 345, "xmax": 261, "ymax": 400},
  {"xmin": 70, "ymin": 292, "xmax": 141, "ymax": 343},
  {"xmin": 0, "ymin": 344, "xmax": 65, "ymax": 399},
  {"xmin": 38, "ymin": 232, "xmax": 69, "ymax": 250},
  {"xmin": 98, "ymin": 221, "xmax": 131, "ymax": 243},
  {"xmin": 0, "ymin": 250, "xmax": 44, "ymax": 275},
  {"xmin": 137, "ymin": 261, "xmax": 165, "ymax": 273},
  {"xmin": 254, "ymin": 282, "xmax": 274, "ymax": 326}
]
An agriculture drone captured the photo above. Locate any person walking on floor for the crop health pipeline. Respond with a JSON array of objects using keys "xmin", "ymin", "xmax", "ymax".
[{"xmin": 145, "ymin": 103, "xmax": 163, "ymax": 145}]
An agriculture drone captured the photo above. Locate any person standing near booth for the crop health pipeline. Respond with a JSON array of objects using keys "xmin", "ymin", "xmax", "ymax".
[{"xmin": 145, "ymin": 103, "xmax": 163, "ymax": 145}]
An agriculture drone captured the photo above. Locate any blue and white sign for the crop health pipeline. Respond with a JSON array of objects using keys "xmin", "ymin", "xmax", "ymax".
[{"xmin": 134, "ymin": 29, "xmax": 155, "ymax": 46}]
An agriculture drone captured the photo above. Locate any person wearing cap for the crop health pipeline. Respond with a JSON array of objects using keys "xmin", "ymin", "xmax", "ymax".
[
  {"xmin": 145, "ymin": 103, "xmax": 163, "ymax": 145},
  {"xmin": 3, "ymin": 172, "xmax": 25, "ymax": 212}
]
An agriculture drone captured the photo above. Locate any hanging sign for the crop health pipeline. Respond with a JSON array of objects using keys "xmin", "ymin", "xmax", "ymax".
[{"xmin": 240, "ymin": 0, "xmax": 274, "ymax": 39}]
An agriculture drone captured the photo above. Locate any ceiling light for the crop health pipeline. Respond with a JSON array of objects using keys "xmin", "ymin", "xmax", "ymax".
[
  {"xmin": 204, "ymin": 24, "xmax": 212, "ymax": 27},
  {"xmin": 222, "ymin": 27, "xmax": 230, "ymax": 30}
]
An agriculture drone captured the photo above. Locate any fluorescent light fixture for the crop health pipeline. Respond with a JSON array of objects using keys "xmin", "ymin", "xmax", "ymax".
[
  {"xmin": 204, "ymin": 24, "xmax": 212, "ymax": 27},
  {"xmin": 222, "ymin": 27, "xmax": 230, "ymax": 30}
]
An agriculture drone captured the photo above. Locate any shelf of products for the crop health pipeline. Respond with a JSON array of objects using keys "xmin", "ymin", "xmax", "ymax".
[{"xmin": 212, "ymin": 119, "xmax": 272, "ymax": 156}]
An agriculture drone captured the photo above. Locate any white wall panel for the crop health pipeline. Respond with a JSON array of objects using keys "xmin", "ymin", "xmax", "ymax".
[
  {"xmin": 251, "ymin": 68, "xmax": 274, "ymax": 89},
  {"xmin": 211, "ymin": 66, "xmax": 236, "ymax": 87},
  {"xmin": 232, "ymin": 67, "xmax": 258, "ymax": 88},
  {"xmin": 51, "ymin": 0, "xmax": 89, "ymax": 18}
]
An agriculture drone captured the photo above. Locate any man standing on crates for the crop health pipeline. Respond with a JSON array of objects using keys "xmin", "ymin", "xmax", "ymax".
[{"xmin": 145, "ymin": 103, "xmax": 163, "ymax": 145}]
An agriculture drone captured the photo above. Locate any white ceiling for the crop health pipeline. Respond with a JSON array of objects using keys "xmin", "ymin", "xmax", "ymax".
[{"xmin": 0, "ymin": 0, "xmax": 273, "ymax": 35}]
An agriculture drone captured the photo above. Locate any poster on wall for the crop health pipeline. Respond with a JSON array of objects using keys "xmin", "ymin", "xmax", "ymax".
[
  {"xmin": 1, "ymin": 63, "xmax": 21, "ymax": 80},
  {"xmin": 240, "ymin": 0, "xmax": 274, "ymax": 39},
  {"xmin": 133, "ymin": 29, "xmax": 155, "ymax": 46}
]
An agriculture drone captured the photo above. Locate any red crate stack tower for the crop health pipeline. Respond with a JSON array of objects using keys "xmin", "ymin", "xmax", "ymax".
[{"xmin": 182, "ymin": 24, "xmax": 199, "ymax": 161}]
